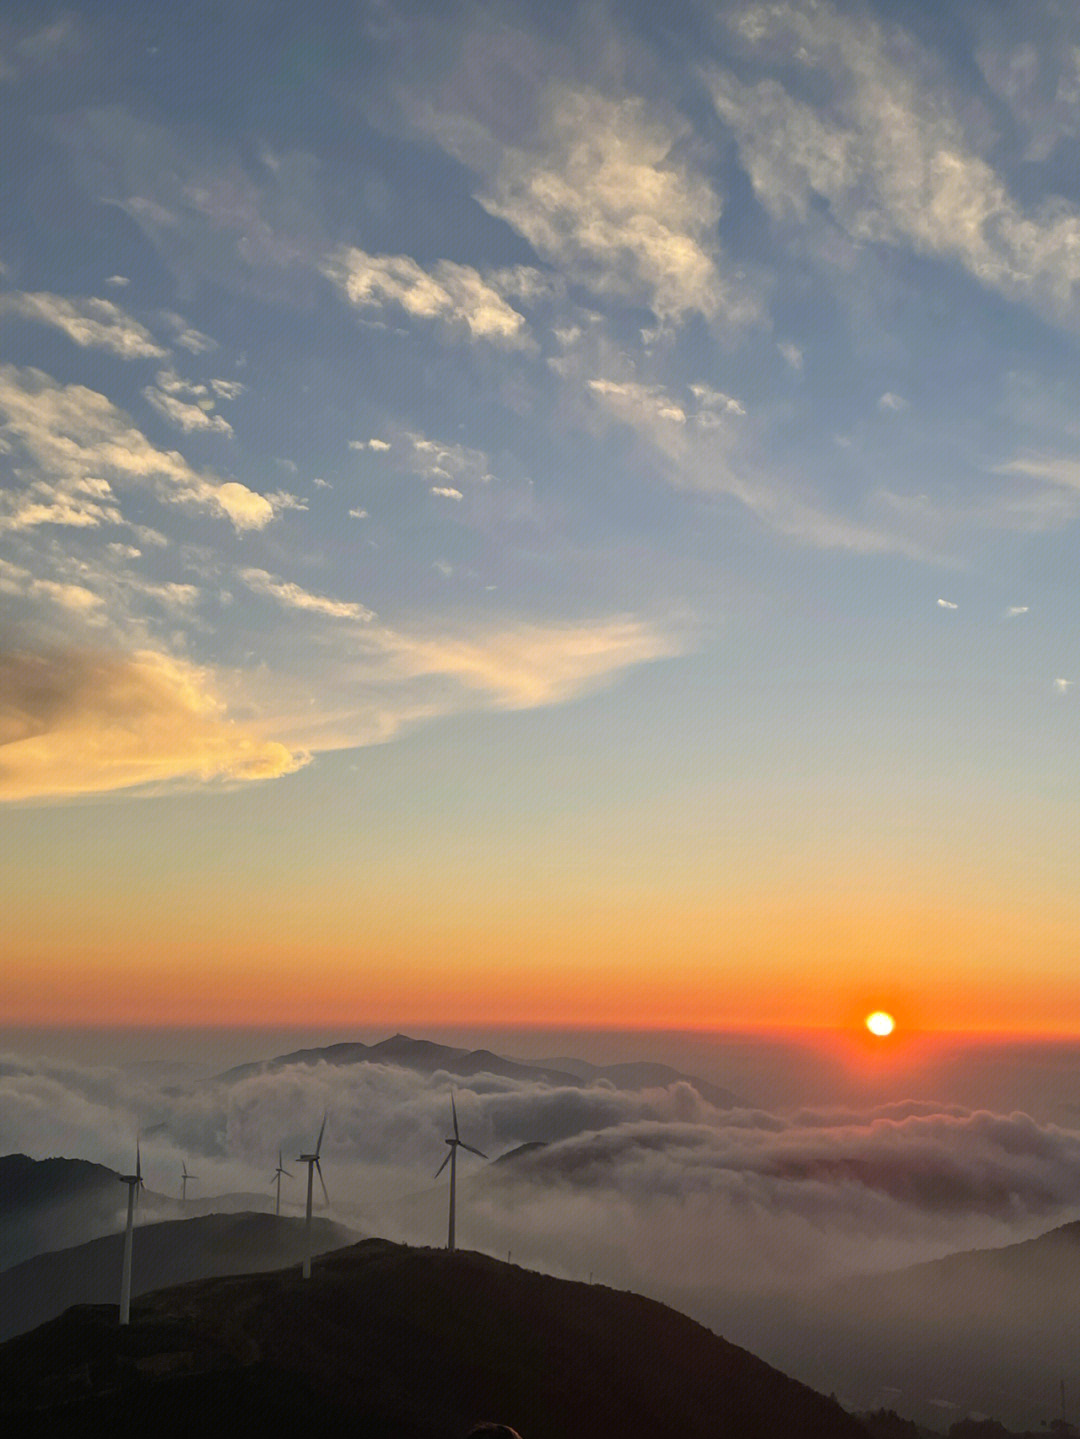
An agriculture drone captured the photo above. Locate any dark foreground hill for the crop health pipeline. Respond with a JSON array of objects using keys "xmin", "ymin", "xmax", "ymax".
[
  {"xmin": 699, "ymin": 1220, "xmax": 1080, "ymax": 1432},
  {"xmin": 1, "ymin": 1239, "xmax": 868, "ymax": 1439},
  {"xmin": 0, "ymin": 1211, "xmax": 357, "ymax": 1342}
]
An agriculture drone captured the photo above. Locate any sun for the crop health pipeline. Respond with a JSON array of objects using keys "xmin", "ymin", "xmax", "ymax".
[{"xmin": 865, "ymin": 1010, "xmax": 896, "ymax": 1037}]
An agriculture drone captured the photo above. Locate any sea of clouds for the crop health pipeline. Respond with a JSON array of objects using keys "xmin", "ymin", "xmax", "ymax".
[{"xmin": 4, "ymin": 1050, "xmax": 1080, "ymax": 1302}]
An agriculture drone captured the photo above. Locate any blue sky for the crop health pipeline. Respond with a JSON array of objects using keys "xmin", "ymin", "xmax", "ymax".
[{"xmin": 2, "ymin": 0, "xmax": 1079, "ymax": 1030}]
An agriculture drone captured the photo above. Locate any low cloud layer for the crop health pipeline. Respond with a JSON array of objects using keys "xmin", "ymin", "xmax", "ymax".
[{"xmin": 4, "ymin": 1049, "xmax": 1080, "ymax": 1299}]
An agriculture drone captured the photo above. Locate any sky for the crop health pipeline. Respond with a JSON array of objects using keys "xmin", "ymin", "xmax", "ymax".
[{"xmin": 1, "ymin": 0, "xmax": 1079, "ymax": 1035}]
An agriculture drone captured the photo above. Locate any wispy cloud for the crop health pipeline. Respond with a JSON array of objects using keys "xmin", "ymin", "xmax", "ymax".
[
  {"xmin": 415, "ymin": 75, "xmax": 748, "ymax": 325},
  {"xmin": 239, "ymin": 568, "xmax": 374, "ymax": 621},
  {"xmin": 0, "ymin": 291, "xmax": 167, "ymax": 358},
  {"xmin": 324, "ymin": 248, "xmax": 531, "ymax": 347},
  {"xmin": 0, "ymin": 366, "xmax": 277, "ymax": 531},
  {"xmin": 937, "ymin": 598, "xmax": 958, "ymax": 609},
  {"xmin": 710, "ymin": 1, "xmax": 1080, "ymax": 326},
  {"xmin": 143, "ymin": 385, "xmax": 234, "ymax": 435}
]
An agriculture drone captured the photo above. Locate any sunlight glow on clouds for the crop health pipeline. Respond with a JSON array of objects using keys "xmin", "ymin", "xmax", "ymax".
[{"xmin": 0, "ymin": 648, "xmax": 305, "ymax": 799}]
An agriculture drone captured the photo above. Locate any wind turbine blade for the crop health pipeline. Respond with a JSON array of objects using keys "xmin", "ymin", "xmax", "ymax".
[
  {"xmin": 315, "ymin": 1158, "xmax": 330, "ymax": 1207},
  {"xmin": 315, "ymin": 1111, "xmax": 327, "ymax": 1157},
  {"xmin": 451, "ymin": 1091, "xmax": 460, "ymax": 1139},
  {"xmin": 278, "ymin": 1148, "xmax": 283, "ymax": 1169},
  {"xmin": 182, "ymin": 1162, "xmax": 188, "ymax": 1178},
  {"xmin": 461, "ymin": 1143, "xmax": 487, "ymax": 1159},
  {"xmin": 281, "ymin": 1169, "xmax": 294, "ymax": 1179},
  {"xmin": 136, "ymin": 1142, "xmax": 142, "ymax": 1181},
  {"xmin": 435, "ymin": 1152, "xmax": 451, "ymax": 1178}
]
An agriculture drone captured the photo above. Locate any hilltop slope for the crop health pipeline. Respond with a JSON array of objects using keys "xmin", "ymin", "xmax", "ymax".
[
  {"xmin": 2, "ymin": 1238, "xmax": 867, "ymax": 1439},
  {"xmin": 0, "ymin": 1211, "xmax": 357, "ymax": 1342}
]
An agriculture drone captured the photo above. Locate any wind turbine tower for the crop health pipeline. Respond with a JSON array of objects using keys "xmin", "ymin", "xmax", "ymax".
[
  {"xmin": 297, "ymin": 1114, "xmax": 329, "ymax": 1279},
  {"xmin": 180, "ymin": 1161, "xmax": 198, "ymax": 1206},
  {"xmin": 273, "ymin": 1148, "xmax": 293, "ymax": 1216},
  {"xmin": 117, "ymin": 1142, "xmax": 144, "ymax": 1326},
  {"xmin": 435, "ymin": 1092, "xmax": 487, "ymax": 1252}
]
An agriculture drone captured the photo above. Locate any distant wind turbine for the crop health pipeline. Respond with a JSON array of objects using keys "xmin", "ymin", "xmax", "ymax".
[
  {"xmin": 180, "ymin": 1161, "xmax": 198, "ymax": 1205},
  {"xmin": 297, "ymin": 1114, "xmax": 329, "ymax": 1279},
  {"xmin": 272, "ymin": 1147, "xmax": 293, "ymax": 1217},
  {"xmin": 435, "ymin": 1092, "xmax": 486, "ymax": 1252},
  {"xmin": 117, "ymin": 1142, "xmax": 144, "ymax": 1326}
]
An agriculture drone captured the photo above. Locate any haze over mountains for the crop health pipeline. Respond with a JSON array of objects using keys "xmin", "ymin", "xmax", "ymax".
[
  {"xmin": 0, "ymin": 1239, "xmax": 869, "ymax": 1439},
  {"xmin": 690, "ymin": 1220, "xmax": 1080, "ymax": 1433},
  {"xmin": 0, "ymin": 1153, "xmax": 282, "ymax": 1270}
]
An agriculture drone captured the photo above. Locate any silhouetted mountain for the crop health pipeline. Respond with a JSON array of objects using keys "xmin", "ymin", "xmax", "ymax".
[
  {"xmin": 0, "ymin": 1211, "xmax": 357, "ymax": 1342},
  {"xmin": 0, "ymin": 1238, "xmax": 868, "ymax": 1439},
  {"xmin": 1, "ymin": 1154, "xmax": 278, "ymax": 1269},
  {"xmin": 218, "ymin": 1031, "xmax": 737, "ymax": 1105},
  {"xmin": 699, "ymin": 1221, "xmax": 1080, "ymax": 1433}
]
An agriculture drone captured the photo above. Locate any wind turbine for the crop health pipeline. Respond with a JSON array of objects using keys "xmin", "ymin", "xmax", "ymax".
[
  {"xmin": 297, "ymin": 1114, "xmax": 329, "ymax": 1279},
  {"xmin": 180, "ymin": 1161, "xmax": 198, "ymax": 1206},
  {"xmin": 272, "ymin": 1148, "xmax": 293, "ymax": 1217},
  {"xmin": 435, "ymin": 1092, "xmax": 487, "ymax": 1252},
  {"xmin": 117, "ymin": 1142, "xmax": 144, "ymax": 1326}
]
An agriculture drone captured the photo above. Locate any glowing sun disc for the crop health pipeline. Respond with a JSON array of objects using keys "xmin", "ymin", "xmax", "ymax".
[{"xmin": 865, "ymin": 1011, "xmax": 896, "ymax": 1037}]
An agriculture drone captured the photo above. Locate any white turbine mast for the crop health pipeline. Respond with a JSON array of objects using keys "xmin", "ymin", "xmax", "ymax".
[
  {"xmin": 180, "ymin": 1160, "xmax": 198, "ymax": 1206},
  {"xmin": 117, "ymin": 1141, "xmax": 144, "ymax": 1326},
  {"xmin": 435, "ymin": 1091, "xmax": 487, "ymax": 1252},
  {"xmin": 272, "ymin": 1147, "xmax": 294, "ymax": 1217},
  {"xmin": 297, "ymin": 1113, "xmax": 329, "ymax": 1279}
]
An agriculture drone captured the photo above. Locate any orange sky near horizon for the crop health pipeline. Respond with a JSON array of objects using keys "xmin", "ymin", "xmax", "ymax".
[{"xmin": 6, "ymin": 875, "xmax": 1078, "ymax": 1034}]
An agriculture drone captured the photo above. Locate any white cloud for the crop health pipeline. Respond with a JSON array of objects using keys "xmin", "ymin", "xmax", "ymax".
[
  {"xmin": 937, "ymin": 598, "xmax": 958, "ymax": 609},
  {"xmin": 313, "ymin": 477, "xmax": 331, "ymax": 489},
  {"xmin": 104, "ymin": 275, "xmax": 129, "ymax": 287},
  {"xmin": 324, "ymin": 248, "xmax": 530, "ymax": 346},
  {"xmin": 348, "ymin": 507, "xmax": 368, "ymax": 519},
  {"xmin": 778, "ymin": 341, "xmax": 803, "ymax": 370},
  {"xmin": 431, "ymin": 486, "xmax": 463, "ymax": 500},
  {"xmin": 711, "ymin": 1, "xmax": 1080, "ymax": 325},
  {"xmin": 689, "ymin": 383, "xmax": 747, "ymax": 419},
  {"xmin": 162, "ymin": 313, "xmax": 217, "ymax": 353},
  {"xmin": 0, "ymin": 291, "xmax": 167, "ymax": 358},
  {"xmin": 589, "ymin": 378, "xmax": 686, "ymax": 425},
  {"xmin": 210, "ymin": 379, "xmax": 245, "ymax": 401},
  {"xmin": 143, "ymin": 385, "xmax": 233, "ymax": 435},
  {"xmin": 424, "ymin": 82, "xmax": 740, "ymax": 325},
  {"xmin": 397, "ymin": 431, "xmax": 498, "ymax": 492},
  {"xmin": 368, "ymin": 438, "xmax": 390, "ymax": 452},
  {"xmin": 239, "ymin": 568, "xmax": 375, "ymax": 622},
  {"xmin": 1006, "ymin": 605, "xmax": 1030, "ymax": 617},
  {"xmin": 878, "ymin": 392, "xmax": 908, "ymax": 412},
  {"xmin": 1054, "ymin": 677, "xmax": 1072, "ymax": 692},
  {"xmin": 0, "ymin": 475, "xmax": 122, "ymax": 533},
  {"xmin": 999, "ymin": 455, "xmax": 1080, "ymax": 491},
  {"xmin": 0, "ymin": 366, "xmax": 276, "ymax": 531}
]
